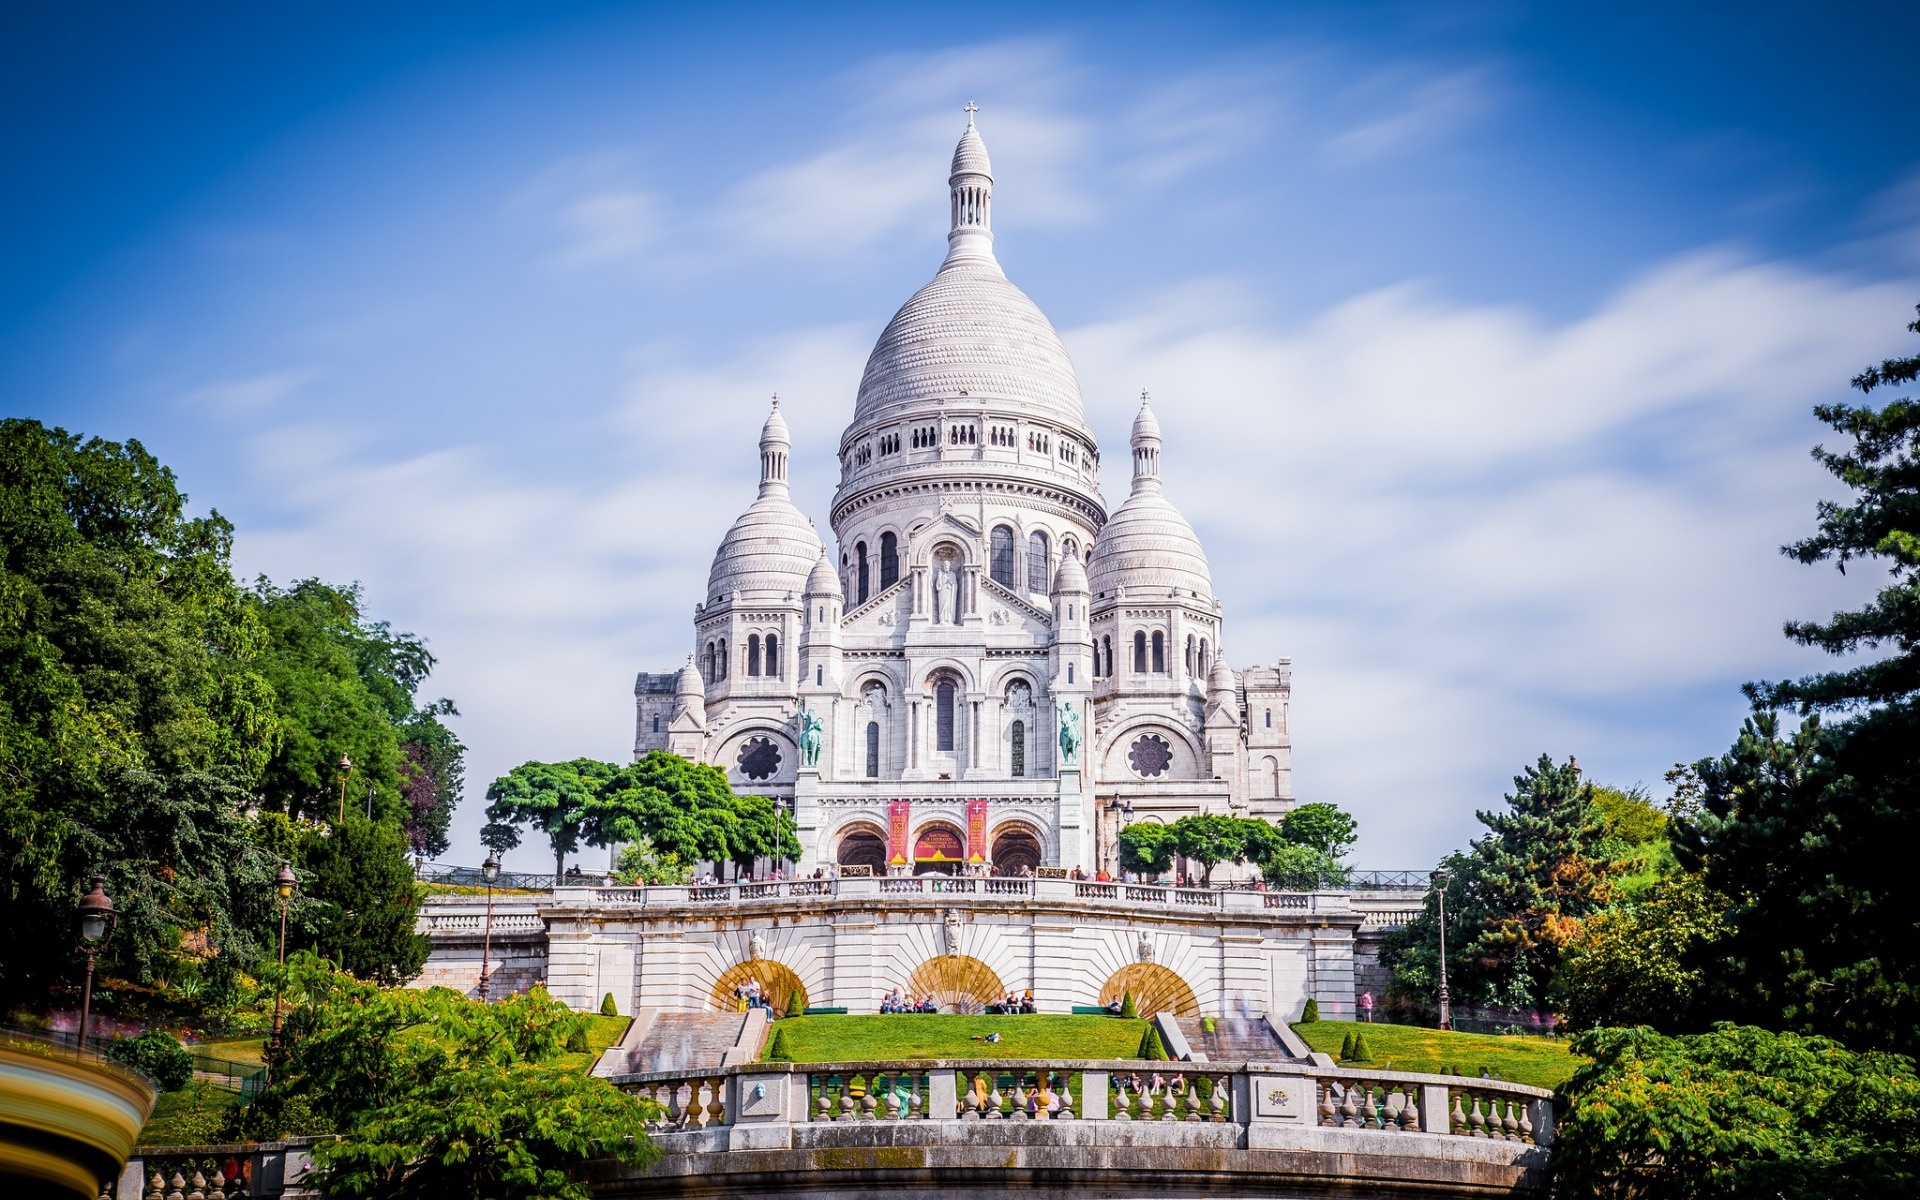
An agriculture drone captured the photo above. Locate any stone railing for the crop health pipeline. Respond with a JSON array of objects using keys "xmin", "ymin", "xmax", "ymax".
[
  {"xmin": 609, "ymin": 1057, "xmax": 1553, "ymax": 1144},
  {"xmin": 415, "ymin": 909, "xmax": 546, "ymax": 935},
  {"xmin": 540, "ymin": 880, "xmax": 1350, "ymax": 918}
]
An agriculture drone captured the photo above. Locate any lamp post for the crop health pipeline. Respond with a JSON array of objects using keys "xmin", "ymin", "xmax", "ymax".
[
  {"xmin": 267, "ymin": 860, "xmax": 298, "ymax": 1086},
  {"xmin": 479, "ymin": 852, "xmax": 500, "ymax": 1003},
  {"xmin": 1104, "ymin": 797, "xmax": 1133, "ymax": 877},
  {"xmin": 1430, "ymin": 866, "xmax": 1453, "ymax": 1032},
  {"xmin": 336, "ymin": 752, "xmax": 353, "ymax": 824},
  {"xmin": 75, "ymin": 876, "xmax": 117, "ymax": 1052}
]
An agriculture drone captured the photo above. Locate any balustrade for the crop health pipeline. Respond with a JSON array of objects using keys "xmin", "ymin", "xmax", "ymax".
[{"xmin": 523, "ymin": 879, "xmax": 1361, "ymax": 917}]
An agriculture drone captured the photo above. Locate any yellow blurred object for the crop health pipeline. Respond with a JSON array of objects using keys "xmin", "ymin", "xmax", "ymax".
[{"xmin": 0, "ymin": 1033, "xmax": 156, "ymax": 1198}]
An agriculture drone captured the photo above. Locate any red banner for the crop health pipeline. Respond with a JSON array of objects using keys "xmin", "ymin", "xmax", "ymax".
[
  {"xmin": 887, "ymin": 800, "xmax": 911, "ymax": 866},
  {"xmin": 966, "ymin": 798, "xmax": 988, "ymax": 864}
]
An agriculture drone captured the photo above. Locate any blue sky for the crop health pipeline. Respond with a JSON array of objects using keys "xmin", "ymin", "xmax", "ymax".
[{"xmin": 6, "ymin": 2, "xmax": 1917, "ymax": 869}]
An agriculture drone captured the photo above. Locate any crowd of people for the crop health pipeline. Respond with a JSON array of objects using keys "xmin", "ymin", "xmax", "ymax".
[
  {"xmin": 987, "ymin": 990, "xmax": 1036, "ymax": 1014},
  {"xmin": 880, "ymin": 990, "xmax": 939, "ymax": 1013}
]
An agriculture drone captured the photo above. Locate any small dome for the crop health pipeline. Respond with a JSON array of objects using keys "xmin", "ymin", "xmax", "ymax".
[
  {"xmin": 1052, "ymin": 546, "xmax": 1088, "ymax": 595},
  {"xmin": 805, "ymin": 548, "xmax": 842, "ymax": 598},
  {"xmin": 1088, "ymin": 490, "xmax": 1213, "ymax": 600},
  {"xmin": 761, "ymin": 398, "xmax": 792, "ymax": 448},
  {"xmin": 676, "ymin": 653, "xmax": 704, "ymax": 699},
  {"xmin": 707, "ymin": 496, "xmax": 822, "ymax": 601},
  {"xmin": 950, "ymin": 122, "xmax": 991, "ymax": 180},
  {"xmin": 1130, "ymin": 402, "xmax": 1162, "ymax": 444}
]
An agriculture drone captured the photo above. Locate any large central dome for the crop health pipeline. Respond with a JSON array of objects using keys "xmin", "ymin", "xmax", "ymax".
[{"xmin": 851, "ymin": 259, "xmax": 1086, "ymax": 427}]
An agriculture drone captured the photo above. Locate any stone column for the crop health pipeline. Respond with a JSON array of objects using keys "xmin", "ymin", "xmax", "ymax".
[{"xmin": 794, "ymin": 768, "xmax": 821, "ymax": 873}]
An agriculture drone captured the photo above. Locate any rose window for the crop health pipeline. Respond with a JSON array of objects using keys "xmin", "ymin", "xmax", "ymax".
[
  {"xmin": 1128, "ymin": 734, "xmax": 1172, "ymax": 778},
  {"xmin": 737, "ymin": 737, "xmax": 782, "ymax": 781}
]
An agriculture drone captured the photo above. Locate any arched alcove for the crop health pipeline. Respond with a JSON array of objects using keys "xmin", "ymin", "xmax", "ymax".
[
  {"xmin": 1100, "ymin": 962, "xmax": 1200, "ymax": 1018},
  {"xmin": 906, "ymin": 955, "xmax": 1007, "ymax": 1014},
  {"xmin": 990, "ymin": 823, "xmax": 1043, "ymax": 875},
  {"xmin": 710, "ymin": 959, "xmax": 808, "ymax": 1015},
  {"xmin": 912, "ymin": 821, "xmax": 966, "ymax": 874},
  {"xmin": 835, "ymin": 823, "xmax": 887, "ymax": 870}
]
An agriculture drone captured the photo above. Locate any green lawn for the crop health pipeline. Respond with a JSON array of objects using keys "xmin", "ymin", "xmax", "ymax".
[
  {"xmin": 559, "ymin": 1014, "xmax": 632, "ymax": 1073},
  {"xmin": 1291, "ymin": 1021, "xmax": 1584, "ymax": 1090},
  {"xmin": 138, "ymin": 1082, "xmax": 241, "ymax": 1148},
  {"xmin": 765, "ymin": 1014, "xmax": 1149, "ymax": 1063},
  {"xmin": 192, "ymin": 1034, "xmax": 266, "ymax": 1066}
]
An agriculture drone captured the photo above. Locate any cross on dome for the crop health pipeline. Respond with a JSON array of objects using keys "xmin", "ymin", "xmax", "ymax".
[{"xmin": 964, "ymin": 99, "xmax": 979, "ymax": 125}]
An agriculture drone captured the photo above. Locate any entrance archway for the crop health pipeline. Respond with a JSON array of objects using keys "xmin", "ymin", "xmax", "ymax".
[
  {"xmin": 912, "ymin": 821, "xmax": 966, "ymax": 875},
  {"xmin": 905, "ymin": 955, "xmax": 1007, "ymax": 1014},
  {"xmin": 1099, "ymin": 962, "xmax": 1199, "ymax": 1018},
  {"xmin": 835, "ymin": 823, "xmax": 887, "ymax": 871},
  {"xmin": 710, "ymin": 960, "xmax": 808, "ymax": 1016},
  {"xmin": 990, "ymin": 823, "xmax": 1043, "ymax": 875}
]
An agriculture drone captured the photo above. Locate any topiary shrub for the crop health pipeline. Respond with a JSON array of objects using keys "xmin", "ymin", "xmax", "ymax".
[
  {"xmin": 1351, "ymin": 1033, "xmax": 1373, "ymax": 1063},
  {"xmin": 106, "ymin": 1029, "xmax": 193, "ymax": 1091},
  {"xmin": 1300, "ymin": 998, "xmax": 1320, "ymax": 1023},
  {"xmin": 1139, "ymin": 1024, "xmax": 1168, "ymax": 1061},
  {"xmin": 565, "ymin": 1021, "xmax": 590, "ymax": 1054},
  {"xmin": 767, "ymin": 1027, "xmax": 792, "ymax": 1062},
  {"xmin": 1120, "ymin": 991, "xmax": 1139, "ymax": 1019},
  {"xmin": 1339, "ymin": 1031, "xmax": 1356, "ymax": 1061},
  {"xmin": 786, "ymin": 990, "xmax": 806, "ymax": 1019},
  {"xmin": 600, "ymin": 992, "xmax": 618, "ymax": 1017}
]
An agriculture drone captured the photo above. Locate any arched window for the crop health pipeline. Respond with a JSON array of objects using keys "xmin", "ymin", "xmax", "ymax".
[
  {"xmin": 856, "ymin": 541, "xmax": 870, "ymax": 603},
  {"xmin": 1199, "ymin": 638, "xmax": 1209, "ymax": 673},
  {"xmin": 1027, "ymin": 531, "xmax": 1050, "ymax": 592},
  {"xmin": 1265, "ymin": 708, "xmax": 1272, "ymax": 729},
  {"xmin": 1151, "ymin": 631, "xmax": 1166, "ymax": 673},
  {"xmin": 652, "ymin": 714, "xmax": 660, "ymax": 733},
  {"xmin": 1185, "ymin": 634, "xmax": 1196, "ymax": 674},
  {"xmin": 935, "ymin": 679, "xmax": 957, "ymax": 752},
  {"xmin": 704, "ymin": 641, "xmax": 715, "ymax": 681},
  {"xmin": 718, "ymin": 638, "xmax": 728, "ymax": 680},
  {"xmin": 767, "ymin": 635, "xmax": 780, "ymax": 678},
  {"xmin": 880, "ymin": 532, "xmax": 899, "ymax": 588},
  {"xmin": 1010, "ymin": 720, "xmax": 1026, "ymax": 777},
  {"xmin": 1101, "ymin": 635, "xmax": 1113, "ymax": 678},
  {"xmin": 1133, "ymin": 631, "xmax": 1147, "ymax": 674},
  {"xmin": 866, "ymin": 721, "xmax": 880, "ymax": 778},
  {"xmin": 990, "ymin": 525, "xmax": 1015, "ymax": 587},
  {"xmin": 746, "ymin": 634, "xmax": 761, "ymax": 677}
]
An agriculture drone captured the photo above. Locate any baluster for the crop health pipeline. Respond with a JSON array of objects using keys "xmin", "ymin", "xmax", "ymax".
[
  {"xmin": 841, "ymin": 1075, "xmax": 857, "ymax": 1121},
  {"xmin": 1450, "ymin": 1090, "xmax": 1467, "ymax": 1135},
  {"xmin": 885, "ymin": 1072, "xmax": 903, "ymax": 1120},
  {"xmin": 962, "ymin": 1072, "xmax": 983, "ymax": 1119},
  {"xmin": 815, "ymin": 1076, "xmax": 833, "ymax": 1122},
  {"xmin": 167, "ymin": 1171, "xmax": 187, "ymax": 1200},
  {"xmin": 1012, "ymin": 1078, "xmax": 1031, "ymax": 1121},
  {"xmin": 1518, "ymin": 1099, "xmax": 1534, "ymax": 1144},
  {"xmin": 146, "ymin": 1171, "xmax": 165, "ymax": 1200},
  {"xmin": 1058, "ymin": 1077, "xmax": 1075, "ymax": 1120},
  {"xmin": 1468, "ymin": 1092, "xmax": 1487, "ymax": 1137},
  {"xmin": 987, "ymin": 1077, "xmax": 1005, "ymax": 1119},
  {"xmin": 1401, "ymin": 1088, "xmax": 1420, "ymax": 1131},
  {"xmin": 1339, "ymin": 1081, "xmax": 1361, "ymax": 1128},
  {"xmin": 1211, "ymin": 1076, "xmax": 1229, "ymax": 1122},
  {"xmin": 1501, "ymin": 1096, "xmax": 1520, "ymax": 1141},
  {"xmin": 187, "ymin": 1171, "xmax": 207, "ymax": 1200},
  {"xmin": 1161, "ymin": 1079, "xmax": 1179, "ymax": 1122},
  {"xmin": 861, "ymin": 1073, "xmax": 879, "ymax": 1120},
  {"xmin": 1113, "ymin": 1077, "xmax": 1133, "ymax": 1121},
  {"xmin": 907, "ymin": 1072, "xmax": 923, "ymax": 1119},
  {"xmin": 708, "ymin": 1077, "xmax": 728, "ymax": 1126},
  {"xmin": 208, "ymin": 1169, "xmax": 227, "ymax": 1200},
  {"xmin": 1318, "ymin": 1080, "xmax": 1337, "ymax": 1126}
]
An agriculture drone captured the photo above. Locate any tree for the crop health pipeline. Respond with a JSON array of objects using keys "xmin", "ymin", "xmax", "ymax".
[
  {"xmin": 397, "ymin": 700, "xmax": 464, "ymax": 859},
  {"xmin": 1553, "ymin": 1024, "xmax": 1920, "ymax": 1200},
  {"xmin": 589, "ymin": 751, "xmax": 798, "ymax": 873},
  {"xmin": 1259, "ymin": 842, "xmax": 1350, "ymax": 891},
  {"xmin": 238, "ymin": 955, "xmax": 659, "ymax": 1199},
  {"xmin": 1116, "ymin": 823, "xmax": 1174, "ymax": 877},
  {"xmin": 106, "ymin": 1029, "xmax": 193, "ymax": 1091},
  {"xmin": 485, "ymin": 759, "xmax": 619, "ymax": 882},
  {"xmin": 295, "ymin": 816, "xmax": 429, "ymax": 985},
  {"xmin": 1554, "ymin": 870, "xmax": 1727, "ymax": 1032},
  {"xmin": 611, "ymin": 837, "xmax": 692, "ymax": 886},
  {"xmin": 1166, "ymin": 814, "xmax": 1244, "ymax": 883},
  {"xmin": 1279, "ymin": 803, "xmax": 1358, "ymax": 859}
]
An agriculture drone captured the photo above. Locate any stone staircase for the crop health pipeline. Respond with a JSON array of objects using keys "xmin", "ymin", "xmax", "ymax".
[
  {"xmin": 1178, "ymin": 1015, "xmax": 1296, "ymax": 1062},
  {"xmin": 627, "ymin": 1011, "xmax": 751, "ymax": 1073}
]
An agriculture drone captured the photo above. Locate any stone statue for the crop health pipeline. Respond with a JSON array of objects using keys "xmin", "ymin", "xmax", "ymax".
[
  {"xmin": 942, "ymin": 909, "xmax": 963, "ymax": 957},
  {"xmin": 797, "ymin": 700, "xmax": 824, "ymax": 769},
  {"xmin": 935, "ymin": 562, "xmax": 958, "ymax": 625},
  {"xmin": 1137, "ymin": 931, "xmax": 1154, "ymax": 964},
  {"xmin": 748, "ymin": 930, "xmax": 766, "ymax": 962},
  {"xmin": 1057, "ymin": 701, "xmax": 1082, "ymax": 766}
]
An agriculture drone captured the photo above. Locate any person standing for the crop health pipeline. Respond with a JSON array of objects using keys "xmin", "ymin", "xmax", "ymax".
[{"xmin": 1359, "ymin": 990, "xmax": 1375, "ymax": 1023}]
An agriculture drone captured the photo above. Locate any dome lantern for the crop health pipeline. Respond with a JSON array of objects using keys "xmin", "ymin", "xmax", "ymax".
[
  {"xmin": 759, "ymin": 394, "xmax": 791, "ymax": 498},
  {"xmin": 947, "ymin": 102, "xmax": 994, "ymax": 264}
]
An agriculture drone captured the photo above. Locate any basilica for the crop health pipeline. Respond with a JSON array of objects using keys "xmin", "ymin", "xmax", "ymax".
[{"xmin": 633, "ymin": 114, "xmax": 1295, "ymax": 878}]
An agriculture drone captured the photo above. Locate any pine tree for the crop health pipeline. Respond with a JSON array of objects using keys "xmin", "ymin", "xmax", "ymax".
[
  {"xmin": 1339, "ymin": 1032, "xmax": 1355, "ymax": 1061},
  {"xmin": 1352, "ymin": 1033, "xmax": 1372, "ymax": 1063},
  {"xmin": 767, "ymin": 1027, "xmax": 792, "ymax": 1062},
  {"xmin": 786, "ymin": 990, "xmax": 805, "ymax": 1019},
  {"xmin": 1139, "ymin": 1025, "xmax": 1168, "ymax": 1061},
  {"xmin": 1120, "ymin": 991, "xmax": 1139, "ymax": 1019},
  {"xmin": 600, "ymin": 992, "xmax": 618, "ymax": 1017},
  {"xmin": 1300, "ymin": 998, "xmax": 1320, "ymax": 1023}
]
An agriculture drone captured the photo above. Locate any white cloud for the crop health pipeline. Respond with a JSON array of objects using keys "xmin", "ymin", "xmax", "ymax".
[
  {"xmin": 184, "ymin": 367, "xmax": 321, "ymax": 414},
  {"xmin": 1324, "ymin": 65, "xmax": 1497, "ymax": 166},
  {"xmin": 553, "ymin": 190, "xmax": 659, "ymax": 265}
]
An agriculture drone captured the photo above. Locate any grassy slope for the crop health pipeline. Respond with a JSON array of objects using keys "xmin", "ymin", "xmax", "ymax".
[
  {"xmin": 1291, "ymin": 1021, "xmax": 1583, "ymax": 1090},
  {"xmin": 558, "ymin": 1014, "xmax": 632, "ymax": 1072},
  {"xmin": 766, "ymin": 1014, "xmax": 1149, "ymax": 1062}
]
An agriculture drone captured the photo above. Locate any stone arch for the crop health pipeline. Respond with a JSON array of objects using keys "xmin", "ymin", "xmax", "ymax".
[
  {"xmin": 1099, "ymin": 717, "xmax": 1205, "ymax": 782},
  {"xmin": 989, "ymin": 820, "xmax": 1044, "ymax": 875},
  {"xmin": 906, "ymin": 955, "xmax": 1006, "ymax": 1014},
  {"xmin": 1100, "ymin": 963, "xmax": 1200, "ymax": 1018},
  {"xmin": 834, "ymin": 821, "xmax": 887, "ymax": 870},
  {"xmin": 710, "ymin": 959, "xmax": 808, "ymax": 1016},
  {"xmin": 911, "ymin": 819, "xmax": 967, "ymax": 873},
  {"xmin": 918, "ymin": 659, "xmax": 978, "ymax": 692},
  {"xmin": 717, "ymin": 725, "xmax": 797, "ymax": 787}
]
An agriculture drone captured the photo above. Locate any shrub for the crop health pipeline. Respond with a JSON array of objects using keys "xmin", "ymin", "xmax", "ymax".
[
  {"xmin": 1120, "ymin": 991, "xmax": 1138, "ymax": 1019},
  {"xmin": 1338, "ymin": 1032, "xmax": 1355, "ymax": 1061},
  {"xmin": 107, "ymin": 1030, "xmax": 193, "ymax": 1092},
  {"xmin": 1352, "ymin": 1033, "xmax": 1373, "ymax": 1063},
  {"xmin": 1139, "ymin": 1025, "xmax": 1168, "ymax": 1061},
  {"xmin": 767, "ymin": 1027, "xmax": 792, "ymax": 1062},
  {"xmin": 786, "ymin": 990, "xmax": 805, "ymax": 1019},
  {"xmin": 600, "ymin": 992, "xmax": 618, "ymax": 1017},
  {"xmin": 1300, "ymin": 998, "xmax": 1320, "ymax": 1023},
  {"xmin": 565, "ymin": 1022, "xmax": 590, "ymax": 1054}
]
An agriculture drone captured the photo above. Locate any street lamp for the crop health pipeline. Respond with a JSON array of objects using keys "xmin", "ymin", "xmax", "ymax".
[
  {"xmin": 1105, "ymin": 798, "xmax": 1133, "ymax": 877},
  {"xmin": 479, "ymin": 852, "xmax": 500, "ymax": 1003},
  {"xmin": 335, "ymin": 753, "xmax": 353, "ymax": 824},
  {"xmin": 75, "ymin": 876, "xmax": 117, "ymax": 1052},
  {"xmin": 267, "ymin": 860, "xmax": 298, "ymax": 1086},
  {"xmin": 1430, "ymin": 867, "xmax": 1453, "ymax": 1032}
]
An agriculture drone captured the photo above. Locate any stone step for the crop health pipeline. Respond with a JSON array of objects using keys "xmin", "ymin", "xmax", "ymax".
[
  {"xmin": 1178, "ymin": 1015, "xmax": 1293, "ymax": 1062},
  {"xmin": 630, "ymin": 1011, "xmax": 749, "ymax": 1072}
]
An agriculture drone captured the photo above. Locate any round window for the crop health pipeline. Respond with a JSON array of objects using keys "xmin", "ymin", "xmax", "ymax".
[
  {"xmin": 1128, "ymin": 734, "xmax": 1173, "ymax": 778},
  {"xmin": 737, "ymin": 737, "xmax": 782, "ymax": 781}
]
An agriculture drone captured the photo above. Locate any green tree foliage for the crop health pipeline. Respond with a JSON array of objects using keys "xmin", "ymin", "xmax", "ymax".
[
  {"xmin": 611, "ymin": 838, "xmax": 692, "ymax": 886},
  {"xmin": 1120, "ymin": 991, "xmax": 1139, "ymax": 1020},
  {"xmin": 1338, "ymin": 1031, "xmax": 1355, "ymax": 1060},
  {"xmin": 590, "ymin": 751, "xmax": 800, "ymax": 873},
  {"xmin": 1553, "ymin": 1024, "xmax": 1920, "ymax": 1200},
  {"xmin": 1387, "ymin": 756, "xmax": 1618, "ymax": 1008},
  {"xmin": 1351, "ymin": 1033, "xmax": 1372, "ymax": 1062},
  {"xmin": 785, "ymin": 990, "xmax": 804, "ymax": 1019},
  {"xmin": 1138, "ymin": 1024, "xmax": 1167, "ymax": 1061},
  {"xmin": 1258, "ymin": 842, "xmax": 1350, "ymax": 891},
  {"xmin": 484, "ymin": 759, "xmax": 619, "ymax": 882},
  {"xmin": 767, "ymin": 1026, "xmax": 792, "ymax": 1061},
  {"xmin": 1278, "ymin": 803, "xmax": 1358, "ymax": 859},
  {"xmin": 1116, "ymin": 809, "xmax": 1355, "ymax": 888},
  {"xmin": 1299, "ymin": 998, "xmax": 1320, "ymax": 1023},
  {"xmin": 295, "ymin": 817, "xmax": 429, "ymax": 985},
  {"xmin": 1555, "ymin": 871, "xmax": 1727, "ymax": 1032},
  {"xmin": 105, "ymin": 1029, "xmax": 193, "ymax": 1091},
  {"xmin": 600, "ymin": 992, "xmax": 618, "ymax": 1017},
  {"xmin": 239, "ymin": 954, "xmax": 659, "ymax": 1198},
  {"xmin": 1116, "ymin": 822, "xmax": 1174, "ymax": 876}
]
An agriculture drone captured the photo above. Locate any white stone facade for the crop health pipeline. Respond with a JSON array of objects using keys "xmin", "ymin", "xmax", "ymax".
[{"xmin": 634, "ymin": 114, "xmax": 1295, "ymax": 877}]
